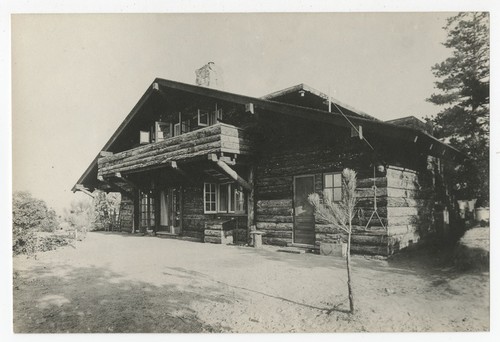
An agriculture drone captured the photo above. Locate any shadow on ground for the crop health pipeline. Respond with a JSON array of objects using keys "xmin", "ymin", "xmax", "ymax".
[{"xmin": 13, "ymin": 263, "xmax": 230, "ymax": 333}]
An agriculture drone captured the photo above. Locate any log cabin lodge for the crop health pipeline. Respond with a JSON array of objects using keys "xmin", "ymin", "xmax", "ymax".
[{"xmin": 73, "ymin": 63, "xmax": 464, "ymax": 256}]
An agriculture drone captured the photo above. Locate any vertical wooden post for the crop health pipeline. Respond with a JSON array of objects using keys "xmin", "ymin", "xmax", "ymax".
[
  {"xmin": 247, "ymin": 166, "xmax": 256, "ymax": 243},
  {"xmin": 179, "ymin": 185, "xmax": 184, "ymax": 234},
  {"xmin": 133, "ymin": 189, "xmax": 140, "ymax": 234}
]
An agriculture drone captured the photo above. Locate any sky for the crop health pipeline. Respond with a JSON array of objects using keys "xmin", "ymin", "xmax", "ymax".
[{"xmin": 9, "ymin": 12, "xmax": 466, "ymax": 214}]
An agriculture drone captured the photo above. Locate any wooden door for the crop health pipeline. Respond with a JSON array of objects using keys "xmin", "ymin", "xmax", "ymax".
[
  {"xmin": 169, "ymin": 187, "xmax": 181, "ymax": 234},
  {"xmin": 293, "ymin": 175, "xmax": 315, "ymax": 245},
  {"xmin": 159, "ymin": 190, "xmax": 169, "ymax": 231}
]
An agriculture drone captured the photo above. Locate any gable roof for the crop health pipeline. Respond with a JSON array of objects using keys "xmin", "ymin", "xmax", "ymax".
[
  {"xmin": 261, "ymin": 83, "xmax": 379, "ymax": 121},
  {"xmin": 73, "ymin": 78, "xmax": 465, "ymax": 191}
]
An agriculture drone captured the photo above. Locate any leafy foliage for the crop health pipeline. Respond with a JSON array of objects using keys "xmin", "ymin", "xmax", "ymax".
[
  {"xmin": 93, "ymin": 191, "xmax": 121, "ymax": 230},
  {"xmin": 427, "ymin": 12, "xmax": 489, "ymax": 204},
  {"xmin": 62, "ymin": 199, "xmax": 94, "ymax": 232},
  {"xmin": 12, "ymin": 191, "xmax": 59, "ymax": 255}
]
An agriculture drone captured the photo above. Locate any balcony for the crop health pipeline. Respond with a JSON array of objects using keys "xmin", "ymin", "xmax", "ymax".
[{"xmin": 97, "ymin": 123, "xmax": 253, "ymax": 177}]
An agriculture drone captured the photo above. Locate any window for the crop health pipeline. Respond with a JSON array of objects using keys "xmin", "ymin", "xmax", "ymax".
[
  {"xmin": 198, "ymin": 109, "xmax": 209, "ymax": 127},
  {"xmin": 204, "ymin": 183, "xmax": 217, "ymax": 213},
  {"xmin": 204, "ymin": 182, "xmax": 246, "ymax": 214},
  {"xmin": 324, "ymin": 172, "xmax": 342, "ymax": 202},
  {"xmin": 140, "ymin": 131, "xmax": 150, "ymax": 144},
  {"xmin": 140, "ymin": 191, "xmax": 155, "ymax": 229},
  {"xmin": 155, "ymin": 121, "xmax": 171, "ymax": 142},
  {"xmin": 218, "ymin": 183, "xmax": 229, "ymax": 212},
  {"xmin": 209, "ymin": 109, "xmax": 223, "ymax": 126},
  {"xmin": 174, "ymin": 120, "xmax": 191, "ymax": 136}
]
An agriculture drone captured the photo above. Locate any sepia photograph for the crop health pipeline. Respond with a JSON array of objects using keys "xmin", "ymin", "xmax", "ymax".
[{"xmin": 2, "ymin": 0, "xmax": 496, "ymax": 337}]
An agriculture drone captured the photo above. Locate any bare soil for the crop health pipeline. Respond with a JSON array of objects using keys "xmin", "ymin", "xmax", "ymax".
[{"xmin": 13, "ymin": 231, "xmax": 489, "ymax": 333}]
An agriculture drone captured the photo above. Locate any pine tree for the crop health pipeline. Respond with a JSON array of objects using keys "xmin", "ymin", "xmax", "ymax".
[
  {"xmin": 309, "ymin": 168, "xmax": 357, "ymax": 314},
  {"xmin": 427, "ymin": 12, "xmax": 489, "ymax": 205}
]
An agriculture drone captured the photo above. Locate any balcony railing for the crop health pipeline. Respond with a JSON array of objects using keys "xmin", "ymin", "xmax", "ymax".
[{"xmin": 98, "ymin": 123, "xmax": 252, "ymax": 177}]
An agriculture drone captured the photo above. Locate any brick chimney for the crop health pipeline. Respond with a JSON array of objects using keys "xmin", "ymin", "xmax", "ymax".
[{"xmin": 195, "ymin": 62, "xmax": 223, "ymax": 89}]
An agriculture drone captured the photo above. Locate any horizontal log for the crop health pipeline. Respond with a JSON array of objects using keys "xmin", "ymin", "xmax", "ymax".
[
  {"xmin": 356, "ymin": 177, "xmax": 387, "ymax": 189},
  {"xmin": 100, "ymin": 141, "xmax": 221, "ymax": 174},
  {"xmin": 276, "ymin": 223, "xmax": 293, "ymax": 231},
  {"xmin": 386, "ymin": 166, "xmax": 418, "ymax": 176},
  {"xmin": 387, "ymin": 224, "xmax": 418, "ymax": 236},
  {"xmin": 256, "ymin": 199, "xmax": 293, "ymax": 208},
  {"xmin": 101, "ymin": 126, "xmax": 223, "ymax": 163},
  {"xmin": 352, "ymin": 225, "xmax": 388, "ymax": 235},
  {"xmin": 256, "ymin": 215, "xmax": 294, "ymax": 223},
  {"xmin": 204, "ymin": 229, "xmax": 224, "ymax": 237},
  {"xmin": 352, "ymin": 217, "xmax": 388, "ymax": 227},
  {"xmin": 256, "ymin": 207, "xmax": 293, "ymax": 216},
  {"xmin": 387, "ymin": 207, "xmax": 421, "ymax": 217},
  {"xmin": 256, "ymin": 177, "xmax": 292, "ymax": 187},
  {"xmin": 356, "ymin": 187, "xmax": 388, "ymax": 198},
  {"xmin": 315, "ymin": 233, "xmax": 343, "ymax": 243},
  {"xmin": 262, "ymin": 231, "xmax": 292, "ymax": 239},
  {"xmin": 256, "ymin": 222, "xmax": 276, "ymax": 230},
  {"xmin": 387, "ymin": 215, "xmax": 418, "ymax": 226}
]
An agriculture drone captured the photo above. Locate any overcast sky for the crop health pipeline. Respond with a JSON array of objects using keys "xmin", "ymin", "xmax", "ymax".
[{"xmin": 12, "ymin": 12, "xmax": 457, "ymax": 213}]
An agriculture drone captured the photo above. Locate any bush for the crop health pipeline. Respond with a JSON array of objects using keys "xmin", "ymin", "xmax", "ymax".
[
  {"xmin": 12, "ymin": 191, "xmax": 59, "ymax": 255},
  {"xmin": 12, "ymin": 225, "xmax": 37, "ymax": 256}
]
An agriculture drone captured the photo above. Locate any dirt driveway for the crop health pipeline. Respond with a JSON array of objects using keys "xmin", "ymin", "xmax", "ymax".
[{"xmin": 13, "ymin": 232, "xmax": 489, "ymax": 333}]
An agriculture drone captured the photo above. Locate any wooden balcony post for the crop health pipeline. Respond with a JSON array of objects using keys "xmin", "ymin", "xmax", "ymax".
[{"xmin": 247, "ymin": 166, "xmax": 256, "ymax": 243}]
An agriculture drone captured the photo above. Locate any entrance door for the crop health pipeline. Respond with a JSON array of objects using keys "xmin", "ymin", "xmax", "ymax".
[
  {"xmin": 293, "ymin": 175, "xmax": 315, "ymax": 245},
  {"xmin": 169, "ymin": 187, "xmax": 181, "ymax": 234},
  {"xmin": 160, "ymin": 187, "xmax": 181, "ymax": 234}
]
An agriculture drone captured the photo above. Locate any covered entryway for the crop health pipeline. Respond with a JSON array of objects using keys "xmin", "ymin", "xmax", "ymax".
[
  {"xmin": 293, "ymin": 175, "xmax": 315, "ymax": 245},
  {"xmin": 159, "ymin": 187, "xmax": 182, "ymax": 234}
]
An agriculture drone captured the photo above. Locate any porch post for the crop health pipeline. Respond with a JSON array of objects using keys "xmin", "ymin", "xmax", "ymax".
[{"xmin": 247, "ymin": 165, "xmax": 256, "ymax": 243}]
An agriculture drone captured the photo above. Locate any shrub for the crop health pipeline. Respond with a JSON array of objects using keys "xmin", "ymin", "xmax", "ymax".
[{"xmin": 12, "ymin": 191, "xmax": 59, "ymax": 255}]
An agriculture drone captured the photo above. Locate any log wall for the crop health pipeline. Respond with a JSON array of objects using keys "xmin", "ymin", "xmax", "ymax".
[
  {"xmin": 98, "ymin": 123, "xmax": 253, "ymax": 177},
  {"xmin": 254, "ymin": 116, "xmax": 389, "ymax": 253},
  {"xmin": 252, "ymin": 115, "xmax": 440, "ymax": 256},
  {"xmin": 118, "ymin": 193, "xmax": 134, "ymax": 233},
  {"xmin": 181, "ymin": 183, "xmax": 248, "ymax": 242},
  {"xmin": 385, "ymin": 166, "xmax": 435, "ymax": 254}
]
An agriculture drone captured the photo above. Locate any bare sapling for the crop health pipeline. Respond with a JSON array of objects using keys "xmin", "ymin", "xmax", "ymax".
[{"xmin": 308, "ymin": 168, "xmax": 357, "ymax": 314}]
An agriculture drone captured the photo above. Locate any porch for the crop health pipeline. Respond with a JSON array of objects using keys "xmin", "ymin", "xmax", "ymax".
[{"xmin": 97, "ymin": 122, "xmax": 253, "ymax": 178}]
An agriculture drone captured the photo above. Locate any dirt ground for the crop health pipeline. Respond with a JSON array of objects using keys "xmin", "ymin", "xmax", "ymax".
[{"xmin": 12, "ymin": 231, "xmax": 489, "ymax": 333}]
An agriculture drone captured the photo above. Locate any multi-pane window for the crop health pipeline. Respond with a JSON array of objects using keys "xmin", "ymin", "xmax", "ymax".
[
  {"xmin": 140, "ymin": 191, "xmax": 155, "ymax": 229},
  {"xmin": 204, "ymin": 182, "xmax": 246, "ymax": 214},
  {"xmin": 324, "ymin": 172, "xmax": 342, "ymax": 202},
  {"xmin": 204, "ymin": 183, "xmax": 217, "ymax": 213}
]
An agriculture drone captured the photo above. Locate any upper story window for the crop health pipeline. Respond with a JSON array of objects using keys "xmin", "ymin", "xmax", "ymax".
[
  {"xmin": 140, "ymin": 105, "xmax": 223, "ymax": 145},
  {"xmin": 324, "ymin": 172, "xmax": 342, "ymax": 202},
  {"xmin": 198, "ymin": 108, "xmax": 222, "ymax": 127},
  {"xmin": 155, "ymin": 121, "xmax": 171, "ymax": 142}
]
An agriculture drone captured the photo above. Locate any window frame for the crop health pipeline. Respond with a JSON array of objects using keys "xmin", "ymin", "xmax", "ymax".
[
  {"xmin": 204, "ymin": 182, "xmax": 246, "ymax": 214},
  {"xmin": 203, "ymin": 183, "xmax": 217, "ymax": 214},
  {"xmin": 198, "ymin": 109, "xmax": 209, "ymax": 127},
  {"xmin": 323, "ymin": 172, "xmax": 343, "ymax": 202},
  {"xmin": 139, "ymin": 130, "xmax": 150, "ymax": 144},
  {"xmin": 140, "ymin": 190, "xmax": 155, "ymax": 229}
]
